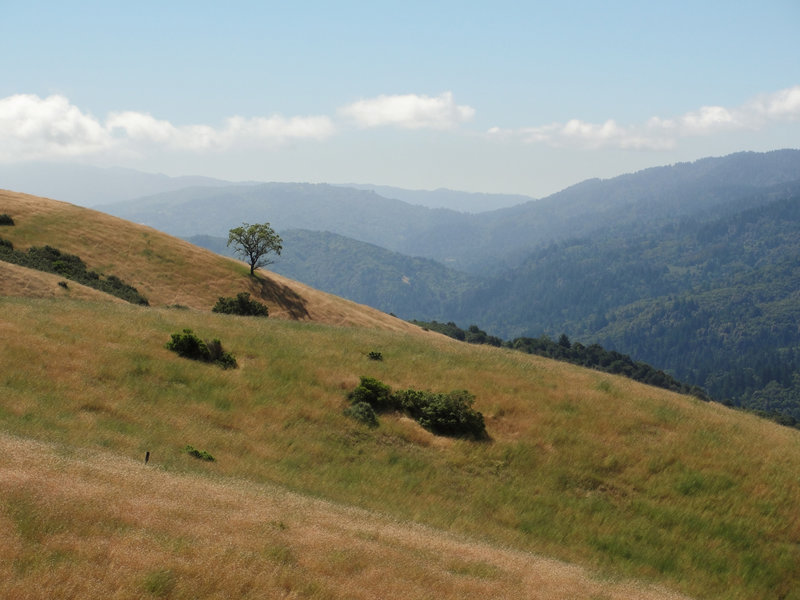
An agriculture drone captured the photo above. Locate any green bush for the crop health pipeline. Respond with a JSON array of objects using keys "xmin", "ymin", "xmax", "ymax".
[
  {"xmin": 212, "ymin": 292, "xmax": 268, "ymax": 317},
  {"xmin": 367, "ymin": 351, "xmax": 383, "ymax": 361},
  {"xmin": 343, "ymin": 401, "xmax": 379, "ymax": 428},
  {"xmin": 166, "ymin": 329, "xmax": 210, "ymax": 361},
  {"xmin": 413, "ymin": 389, "xmax": 487, "ymax": 440},
  {"xmin": 0, "ymin": 214, "xmax": 14, "ymax": 226},
  {"xmin": 394, "ymin": 388, "xmax": 430, "ymax": 419},
  {"xmin": 166, "ymin": 329, "xmax": 237, "ymax": 369},
  {"xmin": 0, "ymin": 240, "xmax": 148, "ymax": 305},
  {"xmin": 185, "ymin": 445, "xmax": 215, "ymax": 461},
  {"xmin": 345, "ymin": 378, "xmax": 488, "ymax": 440},
  {"xmin": 348, "ymin": 376, "xmax": 398, "ymax": 412},
  {"xmin": 206, "ymin": 338, "xmax": 238, "ymax": 369}
]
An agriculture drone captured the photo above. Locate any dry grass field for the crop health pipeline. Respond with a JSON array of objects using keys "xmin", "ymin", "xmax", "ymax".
[
  {"xmin": 0, "ymin": 432, "xmax": 691, "ymax": 600},
  {"xmin": 2, "ymin": 190, "xmax": 800, "ymax": 599}
]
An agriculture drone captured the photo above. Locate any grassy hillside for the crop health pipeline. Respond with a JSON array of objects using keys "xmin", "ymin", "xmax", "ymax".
[
  {"xmin": 0, "ymin": 189, "xmax": 423, "ymax": 334},
  {"xmin": 2, "ymin": 191, "xmax": 800, "ymax": 599},
  {"xmin": 0, "ymin": 431, "xmax": 687, "ymax": 600}
]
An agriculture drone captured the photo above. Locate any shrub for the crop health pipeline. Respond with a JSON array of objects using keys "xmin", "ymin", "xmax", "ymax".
[
  {"xmin": 0, "ymin": 214, "xmax": 14, "ymax": 225},
  {"xmin": 345, "ymin": 378, "xmax": 488, "ymax": 440},
  {"xmin": 343, "ymin": 401, "xmax": 379, "ymax": 428},
  {"xmin": 367, "ymin": 351, "xmax": 383, "ymax": 361},
  {"xmin": 206, "ymin": 338, "xmax": 238, "ymax": 369},
  {"xmin": 212, "ymin": 292, "xmax": 269, "ymax": 317},
  {"xmin": 0, "ymin": 240, "xmax": 148, "ymax": 304},
  {"xmin": 348, "ymin": 376, "xmax": 398, "ymax": 412},
  {"xmin": 165, "ymin": 329, "xmax": 237, "ymax": 369},
  {"xmin": 185, "ymin": 445, "xmax": 215, "ymax": 461},
  {"xmin": 412, "ymin": 389, "xmax": 487, "ymax": 440},
  {"xmin": 166, "ymin": 329, "xmax": 210, "ymax": 361},
  {"xmin": 394, "ymin": 388, "xmax": 429, "ymax": 419}
]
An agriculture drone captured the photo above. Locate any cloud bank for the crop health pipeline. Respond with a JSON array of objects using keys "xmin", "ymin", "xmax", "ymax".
[
  {"xmin": 339, "ymin": 92, "xmax": 475, "ymax": 130},
  {"xmin": 489, "ymin": 85, "xmax": 800, "ymax": 150},
  {"xmin": 1, "ymin": 86, "xmax": 798, "ymax": 162},
  {"xmin": 0, "ymin": 94, "xmax": 336, "ymax": 161},
  {"xmin": 0, "ymin": 91, "xmax": 474, "ymax": 161}
]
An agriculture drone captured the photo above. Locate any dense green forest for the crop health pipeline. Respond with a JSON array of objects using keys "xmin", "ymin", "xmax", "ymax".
[{"xmin": 453, "ymin": 187, "xmax": 800, "ymax": 421}]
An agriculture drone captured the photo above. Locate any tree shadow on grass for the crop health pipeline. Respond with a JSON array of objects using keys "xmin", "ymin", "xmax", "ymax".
[{"xmin": 250, "ymin": 274, "xmax": 310, "ymax": 320}]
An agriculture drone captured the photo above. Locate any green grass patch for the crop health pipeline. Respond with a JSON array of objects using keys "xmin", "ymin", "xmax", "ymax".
[{"xmin": 2, "ymin": 297, "xmax": 800, "ymax": 599}]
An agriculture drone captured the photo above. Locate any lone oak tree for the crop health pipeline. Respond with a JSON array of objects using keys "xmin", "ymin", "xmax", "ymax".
[{"xmin": 227, "ymin": 222, "xmax": 283, "ymax": 275}]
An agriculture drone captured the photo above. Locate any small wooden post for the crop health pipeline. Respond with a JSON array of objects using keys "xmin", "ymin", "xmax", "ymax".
[{"xmin": 145, "ymin": 451, "xmax": 150, "ymax": 464}]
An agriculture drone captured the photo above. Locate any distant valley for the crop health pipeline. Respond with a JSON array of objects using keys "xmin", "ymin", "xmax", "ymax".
[{"xmin": 8, "ymin": 150, "xmax": 800, "ymax": 422}]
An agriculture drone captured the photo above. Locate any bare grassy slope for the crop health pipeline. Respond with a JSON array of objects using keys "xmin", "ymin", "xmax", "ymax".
[
  {"xmin": 2, "ymin": 296, "xmax": 800, "ymax": 599},
  {"xmin": 0, "ymin": 433, "xmax": 689, "ymax": 600},
  {"xmin": 0, "ymin": 189, "xmax": 423, "ymax": 333}
]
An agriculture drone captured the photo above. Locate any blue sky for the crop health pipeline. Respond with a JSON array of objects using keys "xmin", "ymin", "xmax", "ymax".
[{"xmin": 2, "ymin": 1, "xmax": 799, "ymax": 199}]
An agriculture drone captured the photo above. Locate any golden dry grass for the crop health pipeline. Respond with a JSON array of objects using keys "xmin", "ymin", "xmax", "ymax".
[
  {"xmin": 2, "ymin": 296, "xmax": 799, "ymax": 598},
  {"xmin": 0, "ymin": 432, "xmax": 690, "ymax": 600},
  {"xmin": 0, "ymin": 188, "xmax": 427, "ymax": 334},
  {"xmin": 3, "ymin": 191, "xmax": 800, "ymax": 599},
  {"xmin": 0, "ymin": 261, "xmax": 126, "ymax": 303}
]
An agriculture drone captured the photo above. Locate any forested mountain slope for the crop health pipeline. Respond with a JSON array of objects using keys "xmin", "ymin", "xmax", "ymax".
[
  {"xmin": 99, "ymin": 150, "xmax": 800, "ymax": 273},
  {"xmin": 98, "ymin": 182, "xmax": 477, "ymax": 264},
  {"xmin": 452, "ymin": 183, "xmax": 800, "ymax": 420},
  {"xmin": 188, "ymin": 229, "xmax": 476, "ymax": 321}
]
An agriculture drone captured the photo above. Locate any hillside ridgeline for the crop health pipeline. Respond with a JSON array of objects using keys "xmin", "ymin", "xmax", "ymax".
[{"xmin": 0, "ymin": 189, "xmax": 424, "ymax": 334}]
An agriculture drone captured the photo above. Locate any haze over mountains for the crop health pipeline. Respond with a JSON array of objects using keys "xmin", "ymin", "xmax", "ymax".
[{"xmin": 4, "ymin": 149, "xmax": 800, "ymax": 422}]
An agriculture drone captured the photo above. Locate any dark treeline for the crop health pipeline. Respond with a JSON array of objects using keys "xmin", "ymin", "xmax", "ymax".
[
  {"xmin": 411, "ymin": 320, "xmax": 710, "ymax": 401},
  {"xmin": 0, "ymin": 238, "xmax": 149, "ymax": 305}
]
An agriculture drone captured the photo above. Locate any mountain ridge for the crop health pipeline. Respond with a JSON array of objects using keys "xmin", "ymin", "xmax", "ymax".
[{"xmin": 95, "ymin": 149, "xmax": 800, "ymax": 273}]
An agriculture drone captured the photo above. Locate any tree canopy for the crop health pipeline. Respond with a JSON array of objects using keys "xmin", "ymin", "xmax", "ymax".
[{"xmin": 227, "ymin": 222, "xmax": 282, "ymax": 275}]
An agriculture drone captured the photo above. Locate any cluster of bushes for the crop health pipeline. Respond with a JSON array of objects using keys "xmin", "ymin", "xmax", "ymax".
[
  {"xmin": 184, "ymin": 445, "xmax": 215, "ymax": 462},
  {"xmin": 0, "ymin": 214, "xmax": 14, "ymax": 226},
  {"xmin": 165, "ymin": 329, "xmax": 237, "ymax": 369},
  {"xmin": 212, "ymin": 292, "xmax": 269, "ymax": 316},
  {"xmin": 345, "ymin": 376, "xmax": 487, "ymax": 440},
  {"xmin": 0, "ymin": 239, "xmax": 149, "ymax": 305}
]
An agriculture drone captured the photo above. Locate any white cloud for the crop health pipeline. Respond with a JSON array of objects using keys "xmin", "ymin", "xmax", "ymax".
[
  {"xmin": 223, "ymin": 115, "xmax": 336, "ymax": 144},
  {"xmin": 340, "ymin": 92, "xmax": 475, "ymax": 130},
  {"xmin": 490, "ymin": 85, "xmax": 800, "ymax": 150},
  {"xmin": 106, "ymin": 111, "xmax": 182, "ymax": 147},
  {"xmin": 746, "ymin": 86, "xmax": 800, "ymax": 121},
  {"xmin": 0, "ymin": 94, "xmax": 112, "ymax": 160},
  {"xmin": 0, "ymin": 94, "xmax": 336, "ymax": 161}
]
